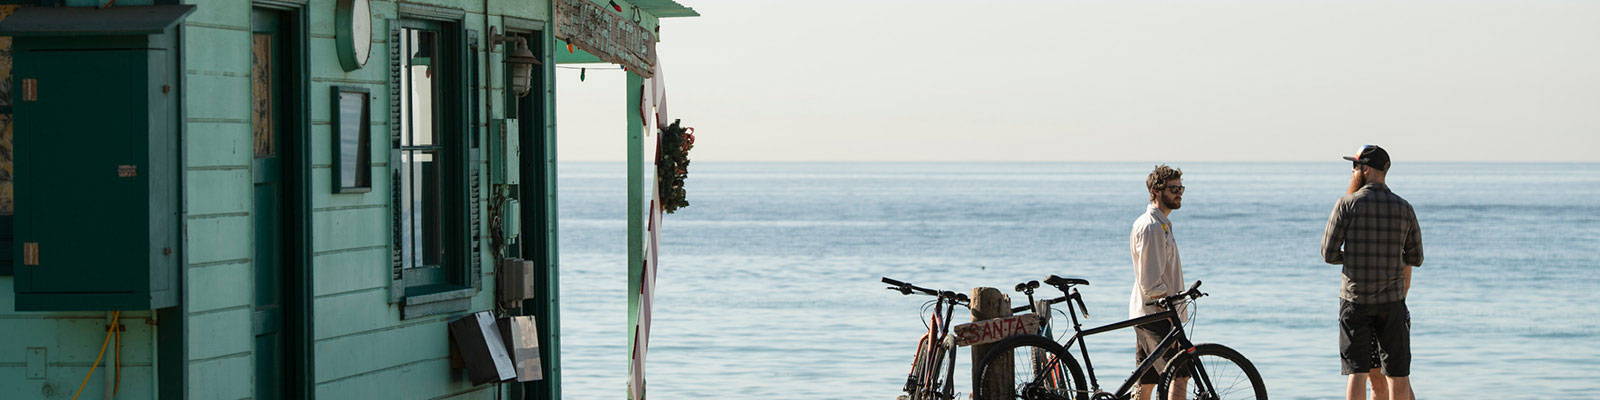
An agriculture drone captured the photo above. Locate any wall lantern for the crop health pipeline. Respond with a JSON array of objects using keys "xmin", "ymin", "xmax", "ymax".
[{"xmin": 490, "ymin": 27, "xmax": 541, "ymax": 98}]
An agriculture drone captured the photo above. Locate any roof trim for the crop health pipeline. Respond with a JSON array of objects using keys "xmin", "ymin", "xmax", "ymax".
[
  {"xmin": 0, "ymin": 5, "xmax": 197, "ymax": 36},
  {"xmin": 631, "ymin": 0, "xmax": 699, "ymax": 18}
]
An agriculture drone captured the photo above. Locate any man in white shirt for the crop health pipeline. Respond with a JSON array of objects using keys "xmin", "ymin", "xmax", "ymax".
[{"xmin": 1130, "ymin": 165, "xmax": 1188, "ymax": 400}]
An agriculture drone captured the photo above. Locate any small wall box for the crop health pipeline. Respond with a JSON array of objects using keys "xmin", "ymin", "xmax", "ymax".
[{"xmin": 1, "ymin": 6, "xmax": 195, "ymax": 311}]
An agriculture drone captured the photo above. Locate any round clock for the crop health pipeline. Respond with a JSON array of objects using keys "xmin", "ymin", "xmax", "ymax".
[{"xmin": 336, "ymin": 0, "xmax": 372, "ymax": 71}]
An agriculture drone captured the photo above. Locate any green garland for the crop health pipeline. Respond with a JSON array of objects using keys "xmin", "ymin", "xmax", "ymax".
[{"xmin": 656, "ymin": 119, "xmax": 694, "ymax": 213}]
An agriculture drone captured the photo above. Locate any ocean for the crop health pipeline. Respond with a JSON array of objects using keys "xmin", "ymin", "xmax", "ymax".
[{"xmin": 556, "ymin": 162, "xmax": 1600, "ymax": 399}]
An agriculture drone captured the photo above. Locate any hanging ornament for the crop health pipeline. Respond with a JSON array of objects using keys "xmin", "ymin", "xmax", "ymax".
[
  {"xmin": 566, "ymin": 43, "xmax": 574, "ymax": 53},
  {"xmin": 609, "ymin": 0, "xmax": 622, "ymax": 12},
  {"xmin": 580, "ymin": 68, "xmax": 586, "ymax": 82}
]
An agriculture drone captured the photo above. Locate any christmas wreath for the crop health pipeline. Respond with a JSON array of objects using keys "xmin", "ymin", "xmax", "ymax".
[{"xmin": 656, "ymin": 119, "xmax": 694, "ymax": 213}]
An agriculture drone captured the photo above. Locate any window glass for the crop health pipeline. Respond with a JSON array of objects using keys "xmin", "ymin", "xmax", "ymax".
[{"xmin": 398, "ymin": 25, "xmax": 452, "ymax": 286}]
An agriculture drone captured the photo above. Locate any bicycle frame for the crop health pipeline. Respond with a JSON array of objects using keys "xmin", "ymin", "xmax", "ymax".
[
  {"xmin": 1042, "ymin": 291, "xmax": 1207, "ymax": 399},
  {"xmin": 905, "ymin": 291, "xmax": 964, "ymax": 400}
]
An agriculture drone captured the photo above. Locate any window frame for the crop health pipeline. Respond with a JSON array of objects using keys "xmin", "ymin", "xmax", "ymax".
[{"xmin": 389, "ymin": 16, "xmax": 476, "ymax": 317}]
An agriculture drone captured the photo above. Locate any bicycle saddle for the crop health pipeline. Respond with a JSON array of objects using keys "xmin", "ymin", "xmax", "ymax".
[{"xmin": 1045, "ymin": 275, "xmax": 1090, "ymax": 287}]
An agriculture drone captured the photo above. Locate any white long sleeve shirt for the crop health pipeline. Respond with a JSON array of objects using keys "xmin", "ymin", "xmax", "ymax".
[{"xmin": 1129, "ymin": 204, "xmax": 1186, "ymax": 321}]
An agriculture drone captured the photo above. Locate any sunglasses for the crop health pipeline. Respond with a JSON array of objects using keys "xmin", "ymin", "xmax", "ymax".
[{"xmin": 1163, "ymin": 185, "xmax": 1185, "ymax": 194}]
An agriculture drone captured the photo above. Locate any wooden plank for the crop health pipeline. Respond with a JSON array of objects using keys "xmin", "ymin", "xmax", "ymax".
[
  {"xmin": 185, "ymin": 307, "xmax": 253, "ymax": 361},
  {"xmin": 970, "ymin": 287, "xmax": 1013, "ymax": 397},
  {"xmin": 311, "ymin": 163, "xmax": 390, "ymax": 210},
  {"xmin": 184, "ymin": 169, "xmax": 250, "ymax": 215},
  {"xmin": 311, "ymin": 206, "xmax": 389, "ymax": 252},
  {"xmin": 311, "ymin": 247, "xmax": 390, "ymax": 297},
  {"xmin": 309, "ymin": 36, "xmax": 391, "ymax": 86},
  {"xmin": 313, "ymin": 318, "xmax": 449, "ymax": 383},
  {"xmin": 182, "ymin": 121, "xmax": 251, "ymax": 168},
  {"xmin": 315, "ymin": 357, "xmax": 469, "ymax": 399},
  {"xmin": 553, "ymin": 0, "xmax": 655, "ymax": 76},
  {"xmin": 185, "ymin": 215, "xmax": 251, "ymax": 265},
  {"xmin": 0, "ymin": 365, "xmax": 156, "ymax": 400},
  {"xmin": 183, "ymin": 73, "xmax": 252, "ymax": 121},
  {"xmin": 183, "ymin": 0, "xmax": 250, "ymax": 27},
  {"xmin": 953, "ymin": 313, "xmax": 1040, "ymax": 347},
  {"xmin": 187, "ymin": 352, "xmax": 253, "ymax": 400},
  {"xmin": 185, "ymin": 260, "xmax": 252, "ymax": 313},
  {"xmin": 183, "ymin": 25, "xmax": 250, "ymax": 74},
  {"xmin": 312, "ymin": 287, "xmax": 395, "ymax": 340}
]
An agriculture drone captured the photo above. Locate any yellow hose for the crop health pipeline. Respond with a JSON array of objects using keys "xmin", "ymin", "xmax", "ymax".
[{"xmin": 70, "ymin": 311, "xmax": 119, "ymax": 400}]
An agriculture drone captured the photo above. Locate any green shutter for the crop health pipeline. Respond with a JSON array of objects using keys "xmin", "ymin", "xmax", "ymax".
[
  {"xmin": 387, "ymin": 19, "xmax": 405, "ymax": 303},
  {"xmin": 467, "ymin": 28, "xmax": 482, "ymax": 291}
]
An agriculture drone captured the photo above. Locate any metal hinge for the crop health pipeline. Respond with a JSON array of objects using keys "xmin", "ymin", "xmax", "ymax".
[
  {"xmin": 21, "ymin": 78, "xmax": 37, "ymax": 102},
  {"xmin": 23, "ymin": 242, "xmax": 39, "ymax": 266}
]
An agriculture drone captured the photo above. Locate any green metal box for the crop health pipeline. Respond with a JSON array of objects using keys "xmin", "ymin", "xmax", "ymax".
[
  {"xmin": 7, "ymin": 17, "xmax": 184, "ymax": 310},
  {"xmin": 490, "ymin": 118, "xmax": 520, "ymax": 185}
]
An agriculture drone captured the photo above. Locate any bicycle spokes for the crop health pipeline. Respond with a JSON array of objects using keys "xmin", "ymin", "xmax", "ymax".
[{"xmin": 1181, "ymin": 355, "xmax": 1258, "ymax": 400}]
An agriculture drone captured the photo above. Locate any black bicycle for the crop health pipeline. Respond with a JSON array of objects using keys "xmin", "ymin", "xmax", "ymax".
[
  {"xmin": 883, "ymin": 277, "xmax": 971, "ymax": 400},
  {"xmin": 974, "ymin": 277, "xmax": 1266, "ymax": 400}
]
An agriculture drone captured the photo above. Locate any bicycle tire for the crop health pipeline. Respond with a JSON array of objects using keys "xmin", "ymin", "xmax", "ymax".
[
  {"xmin": 972, "ymin": 335, "xmax": 1088, "ymax": 400},
  {"xmin": 1157, "ymin": 343, "xmax": 1267, "ymax": 400},
  {"xmin": 905, "ymin": 333, "xmax": 947, "ymax": 400}
]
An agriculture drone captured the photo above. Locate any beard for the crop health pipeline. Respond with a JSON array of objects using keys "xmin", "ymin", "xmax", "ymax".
[
  {"xmin": 1160, "ymin": 194, "xmax": 1182, "ymax": 210},
  {"xmin": 1346, "ymin": 171, "xmax": 1366, "ymax": 195}
]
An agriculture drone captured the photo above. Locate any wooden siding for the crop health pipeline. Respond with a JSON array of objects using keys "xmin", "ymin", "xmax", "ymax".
[{"xmin": 0, "ymin": 0, "xmax": 570, "ymax": 398}]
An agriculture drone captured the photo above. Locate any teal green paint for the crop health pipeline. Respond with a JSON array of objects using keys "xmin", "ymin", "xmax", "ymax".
[
  {"xmin": 312, "ymin": 318, "xmax": 450, "ymax": 381},
  {"xmin": 0, "ymin": 1, "xmax": 570, "ymax": 398},
  {"xmin": 311, "ymin": 207, "xmax": 390, "ymax": 251},
  {"xmin": 187, "ymin": 353, "xmax": 254, "ymax": 399},
  {"xmin": 518, "ymin": 19, "xmax": 562, "ymax": 400},
  {"xmin": 184, "ymin": 262, "xmax": 253, "ymax": 313},
  {"xmin": 311, "ymin": 288, "xmax": 396, "ymax": 340},
  {"xmin": 186, "ymin": 307, "xmax": 254, "ymax": 360},
  {"xmin": 184, "ymin": 169, "xmax": 251, "ymax": 215},
  {"xmin": 11, "ymin": 28, "xmax": 181, "ymax": 311},
  {"xmin": 626, "ymin": 71, "xmax": 645, "ymax": 381},
  {"xmin": 553, "ymin": 45, "xmax": 604, "ymax": 64},
  {"xmin": 182, "ymin": 122, "xmax": 253, "ymax": 168},
  {"xmin": 185, "ymin": 215, "xmax": 252, "ymax": 264},
  {"xmin": 183, "ymin": 73, "xmax": 251, "ymax": 120},
  {"xmin": 311, "ymin": 248, "xmax": 391, "ymax": 297}
]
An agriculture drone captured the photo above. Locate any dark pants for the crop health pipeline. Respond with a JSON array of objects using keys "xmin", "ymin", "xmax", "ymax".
[
  {"xmin": 1339, "ymin": 299, "xmax": 1411, "ymax": 377},
  {"xmin": 1135, "ymin": 319, "xmax": 1190, "ymax": 385}
]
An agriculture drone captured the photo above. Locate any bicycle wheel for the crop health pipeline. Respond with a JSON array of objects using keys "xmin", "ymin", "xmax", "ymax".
[
  {"xmin": 973, "ymin": 335, "xmax": 1088, "ymax": 400},
  {"xmin": 904, "ymin": 333, "xmax": 947, "ymax": 400},
  {"xmin": 1157, "ymin": 343, "xmax": 1267, "ymax": 400}
]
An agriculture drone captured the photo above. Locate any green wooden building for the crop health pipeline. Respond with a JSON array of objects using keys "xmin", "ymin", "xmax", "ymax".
[{"xmin": 0, "ymin": 0, "xmax": 695, "ymax": 398}]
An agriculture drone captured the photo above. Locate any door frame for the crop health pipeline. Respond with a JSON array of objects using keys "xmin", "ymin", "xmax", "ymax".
[
  {"xmin": 511, "ymin": 22, "xmax": 561, "ymax": 400},
  {"xmin": 251, "ymin": 1, "xmax": 315, "ymax": 398}
]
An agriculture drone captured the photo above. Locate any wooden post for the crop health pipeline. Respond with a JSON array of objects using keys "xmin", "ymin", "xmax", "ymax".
[{"xmin": 970, "ymin": 287, "xmax": 1012, "ymax": 399}]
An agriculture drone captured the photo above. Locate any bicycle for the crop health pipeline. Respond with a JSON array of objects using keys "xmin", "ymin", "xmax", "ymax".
[
  {"xmin": 883, "ymin": 277, "xmax": 971, "ymax": 400},
  {"xmin": 974, "ymin": 276, "xmax": 1266, "ymax": 400}
]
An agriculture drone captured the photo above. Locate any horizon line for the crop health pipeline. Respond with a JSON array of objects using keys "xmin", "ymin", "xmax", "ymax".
[{"xmin": 555, "ymin": 159, "xmax": 1600, "ymax": 164}]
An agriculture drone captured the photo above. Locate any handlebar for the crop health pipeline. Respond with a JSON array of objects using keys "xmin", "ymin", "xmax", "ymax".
[
  {"xmin": 1144, "ymin": 280, "xmax": 1207, "ymax": 308},
  {"xmin": 882, "ymin": 277, "xmax": 970, "ymax": 303}
]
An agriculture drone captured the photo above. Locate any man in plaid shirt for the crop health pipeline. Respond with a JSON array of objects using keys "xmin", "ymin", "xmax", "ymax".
[{"xmin": 1321, "ymin": 145, "xmax": 1424, "ymax": 400}]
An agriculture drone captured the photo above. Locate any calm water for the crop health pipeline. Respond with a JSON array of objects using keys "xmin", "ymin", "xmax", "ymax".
[{"xmin": 558, "ymin": 162, "xmax": 1600, "ymax": 399}]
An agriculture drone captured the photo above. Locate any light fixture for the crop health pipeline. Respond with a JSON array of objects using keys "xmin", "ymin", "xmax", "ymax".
[{"xmin": 490, "ymin": 27, "xmax": 542, "ymax": 98}]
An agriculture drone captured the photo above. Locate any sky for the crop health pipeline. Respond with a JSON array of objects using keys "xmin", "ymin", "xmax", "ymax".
[{"xmin": 555, "ymin": 0, "xmax": 1600, "ymax": 162}]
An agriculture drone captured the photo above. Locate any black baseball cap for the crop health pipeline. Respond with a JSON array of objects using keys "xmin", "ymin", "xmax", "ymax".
[{"xmin": 1342, "ymin": 145, "xmax": 1390, "ymax": 171}]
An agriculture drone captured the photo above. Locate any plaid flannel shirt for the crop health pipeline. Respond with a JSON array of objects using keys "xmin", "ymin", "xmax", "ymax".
[{"xmin": 1321, "ymin": 183, "xmax": 1424, "ymax": 304}]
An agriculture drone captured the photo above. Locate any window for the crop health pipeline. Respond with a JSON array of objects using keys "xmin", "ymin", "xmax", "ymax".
[{"xmin": 394, "ymin": 20, "xmax": 467, "ymax": 297}]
